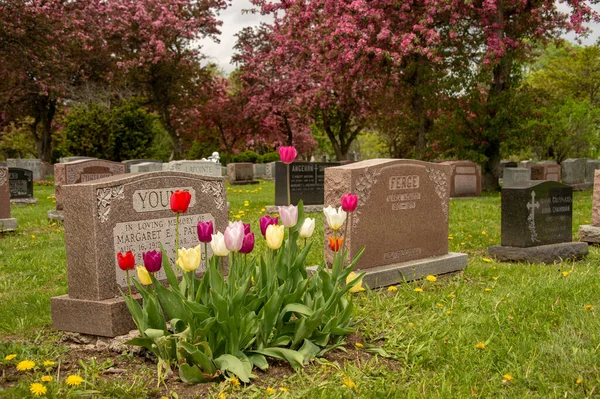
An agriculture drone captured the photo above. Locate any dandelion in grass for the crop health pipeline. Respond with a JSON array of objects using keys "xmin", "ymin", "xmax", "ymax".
[
  {"xmin": 436, "ymin": 303, "xmax": 444, "ymax": 308},
  {"xmin": 66, "ymin": 375, "xmax": 83, "ymax": 386},
  {"xmin": 577, "ymin": 378, "xmax": 583, "ymax": 384},
  {"xmin": 218, "ymin": 393, "xmax": 226, "ymax": 399},
  {"xmin": 585, "ymin": 305, "xmax": 593, "ymax": 311},
  {"xmin": 16, "ymin": 360, "xmax": 35, "ymax": 371},
  {"xmin": 426, "ymin": 275, "xmax": 437, "ymax": 282},
  {"xmin": 484, "ymin": 287, "xmax": 492, "ymax": 292},
  {"xmin": 503, "ymin": 374, "xmax": 513, "ymax": 382},
  {"xmin": 448, "ymin": 293, "xmax": 456, "ymax": 299},
  {"xmin": 279, "ymin": 387, "xmax": 289, "ymax": 392},
  {"xmin": 492, "ymin": 276, "xmax": 499, "ymax": 280},
  {"xmin": 562, "ymin": 271, "xmax": 570, "ymax": 278},
  {"xmin": 41, "ymin": 375, "xmax": 53, "ymax": 382},
  {"xmin": 228, "ymin": 377, "xmax": 240, "ymax": 387},
  {"xmin": 475, "ymin": 342, "xmax": 486, "ymax": 349},
  {"xmin": 4, "ymin": 354, "xmax": 16, "ymax": 361},
  {"xmin": 481, "ymin": 231, "xmax": 487, "ymax": 235},
  {"xmin": 51, "ymin": 222, "xmax": 56, "ymax": 227},
  {"xmin": 414, "ymin": 287, "xmax": 423, "ymax": 293},
  {"xmin": 408, "ymin": 322, "xmax": 415, "ymax": 328},
  {"xmin": 31, "ymin": 235, "xmax": 36, "ymax": 239},
  {"xmin": 482, "ymin": 257, "xmax": 492, "ymax": 263},
  {"xmin": 446, "ymin": 310, "xmax": 453, "ymax": 315},
  {"xmin": 387, "ymin": 286, "xmax": 397, "ymax": 292},
  {"xmin": 343, "ymin": 375, "xmax": 357, "ymax": 390},
  {"xmin": 266, "ymin": 387, "xmax": 275, "ymax": 394},
  {"xmin": 30, "ymin": 383, "xmax": 47, "ymax": 396},
  {"xmin": 355, "ymin": 342, "xmax": 364, "ymax": 348}
]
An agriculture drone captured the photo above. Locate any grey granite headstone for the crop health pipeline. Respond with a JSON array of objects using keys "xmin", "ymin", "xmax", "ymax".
[
  {"xmin": 130, "ymin": 162, "xmax": 164, "ymax": 173},
  {"xmin": 122, "ymin": 159, "xmax": 163, "ymax": 173},
  {"xmin": 499, "ymin": 161, "xmax": 518, "ymax": 178},
  {"xmin": 51, "ymin": 171, "xmax": 228, "ymax": 337},
  {"xmin": 561, "ymin": 158, "xmax": 588, "ymax": 187},
  {"xmin": 163, "ymin": 160, "xmax": 221, "ymax": 177},
  {"xmin": 7, "ymin": 159, "xmax": 42, "ymax": 181},
  {"xmin": 8, "ymin": 168, "xmax": 38, "ymax": 204},
  {"xmin": 0, "ymin": 167, "xmax": 18, "ymax": 232},
  {"xmin": 60, "ymin": 156, "xmax": 97, "ymax": 164},
  {"xmin": 586, "ymin": 160, "xmax": 600, "ymax": 183},
  {"xmin": 503, "ymin": 167, "xmax": 530, "ymax": 187},
  {"xmin": 227, "ymin": 163, "xmax": 257, "ymax": 185}
]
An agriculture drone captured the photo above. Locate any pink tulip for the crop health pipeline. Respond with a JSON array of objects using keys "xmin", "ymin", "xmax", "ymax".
[
  {"xmin": 278, "ymin": 146, "xmax": 297, "ymax": 164},
  {"xmin": 259, "ymin": 215, "xmax": 279, "ymax": 238},
  {"xmin": 341, "ymin": 193, "xmax": 358, "ymax": 213},
  {"xmin": 224, "ymin": 221, "xmax": 244, "ymax": 252},
  {"xmin": 278, "ymin": 205, "xmax": 298, "ymax": 227},
  {"xmin": 240, "ymin": 232, "xmax": 255, "ymax": 254},
  {"xmin": 243, "ymin": 222, "xmax": 251, "ymax": 235}
]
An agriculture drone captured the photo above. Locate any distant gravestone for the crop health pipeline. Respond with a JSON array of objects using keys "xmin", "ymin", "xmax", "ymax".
[
  {"xmin": 0, "ymin": 167, "xmax": 17, "ymax": 232},
  {"xmin": 439, "ymin": 160, "xmax": 481, "ymax": 197},
  {"xmin": 531, "ymin": 161, "xmax": 561, "ymax": 182},
  {"xmin": 51, "ymin": 160, "xmax": 126, "ymax": 219},
  {"xmin": 322, "ymin": 159, "xmax": 467, "ymax": 288},
  {"xmin": 519, "ymin": 160, "xmax": 534, "ymax": 169},
  {"xmin": 7, "ymin": 159, "xmax": 43, "ymax": 181},
  {"xmin": 561, "ymin": 158, "xmax": 590, "ymax": 190},
  {"xmin": 253, "ymin": 163, "xmax": 274, "ymax": 180},
  {"xmin": 579, "ymin": 170, "xmax": 600, "ymax": 243},
  {"xmin": 489, "ymin": 180, "xmax": 587, "ymax": 262},
  {"xmin": 60, "ymin": 156, "xmax": 97, "ymax": 164},
  {"xmin": 8, "ymin": 168, "xmax": 37, "ymax": 205},
  {"xmin": 122, "ymin": 159, "xmax": 162, "ymax": 173},
  {"xmin": 130, "ymin": 162, "xmax": 164, "ymax": 173},
  {"xmin": 503, "ymin": 167, "xmax": 531, "ymax": 188},
  {"xmin": 586, "ymin": 160, "xmax": 600, "ymax": 183},
  {"xmin": 51, "ymin": 171, "xmax": 228, "ymax": 337},
  {"xmin": 227, "ymin": 163, "xmax": 257, "ymax": 185},
  {"xmin": 163, "ymin": 160, "xmax": 221, "ymax": 177},
  {"xmin": 499, "ymin": 161, "xmax": 518, "ymax": 178}
]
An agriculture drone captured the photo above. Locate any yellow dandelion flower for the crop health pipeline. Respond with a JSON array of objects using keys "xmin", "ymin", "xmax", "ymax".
[
  {"xmin": 460, "ymin": 242, "xmax": 465, "ymax": 245},
  {"xmin": 66, "ymin": 375, "xmax": 83, "ymax": 386},
  {"xmin": 16, "ymin": 360, "xmax": 35, "ymax": 371},
  {"xmin": 31, "ymin": 235, "xmax": 36, "ymax": 239},
  {"xmin": 448, "ymin": 294, "xmax": 456, "ymax": 299},
  {"xmin": 448, "ymin": 235, "xmax": 454, "ymax": 240},
  {"xmin": 51, "ymin": 222, "xmax": 56, "ymax": 227},
  {"xmin": 482, "ymin": 257, "xmax": 492, "ymax": 263},
  {"xmin": 475, "ymin": 342, "xmax": 485, "ymax": 349},
  {"xmin": 492, "ymin": 276, "xmax": 499, "ymax": 280},
  {"xmin": 161, "ymin": 397, "xmax": 169, "ymax": 399},
  {"xmin": 30, "ymin": 383, "xmax": 47, "ymax": 396},
  {"xmin": 562, "ymin": 271, "xmax": 570, "ymax": 278},
  {"xmin": 482, "ymin": 231, "xmax": 487, "ymax": 235},
  {"xmin": 279, "ymin": 387, "xmax": 289, "ymax": 392},
  {"xmin": 503, "ymin": 374, "xmax": 513, "ymax": 381},
  {"xmin": 414, "ymin": 287, "xmax": 423, "ymax": 293},
  {"xmin": 266, "ymin": 387, "xmax": 276, "ymax": 394},
  {"xmin": 41, "ymin": 375, "xmax": 53, "ymax": 382},
  {"xmin": 355, "ymin": 342, "xmax": 364, "ymax": 348},
  {"xmin": 577, "ymin": 378, "xmax": 583, "ymax": 384},
  {"xmin": 426, "ymin": 275, "xmax": 437, "ymax": 282},
  {"xmin": 228, "ymin": 377, "xmax": 240, "ymax": 387},
  {"xmin": 218, "ymin": 393, "xmax": 226, "ymax": 399},
  {"xmin": 261, "ymin": 208, "xmax": 266, "ymax": 212},
  {"xmin": 387, "ymin": 286, "xmax": 397, "ymax": 292},
  {"xmin": 343, "ymin": 375, "xmax": 357, "ymax": 390},
  {"xmin": 585, "ymin": 305, "xmax": 593, "ymax": 311},
  {"xmin": 484, "ymin": 287, "xmax": 492, "ymax": 292},
  {"xmin": 235, "ymin": 215, "xmax": 241, "ymax": 219},
  {"xmin": 408, "ymin": 322, "xmax": 415, "ymax": 328},
  {"xmin": 4, "ymin": 354, "xmax": 16, "ymax": 361},
  {"xmin": 436, "ymin": 303, "xmax": 444, "ymax": 308},
  {"xmin": 468, "ymin": 234, "xmax": 473, "ymax": 238},
  {"xmin": 43, "ymin": 360, "xmax": 55, "ymax": 367},
  {"xmin": 489, "ymin": 239, "xmax": 494, "ymax": 243},
  {"xmin": 446, "ymin": 310, "xmax": 453, "ymax": 315}
]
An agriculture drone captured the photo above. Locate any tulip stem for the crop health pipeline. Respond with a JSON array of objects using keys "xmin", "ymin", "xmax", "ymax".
[
  {"xmin": 175, "ymin": 212, "xmax": 180, "ymax": 255},
  {"xmin": 286, "ymin": 164, "xmax": 291, "ymax": 206},
  {"xmin": 126, "ymin": 270, "xmax": 132, "ymax": 297},
  {"xmin": 342, "ymin": 216, "xmax": 349, "ymax": 266}
]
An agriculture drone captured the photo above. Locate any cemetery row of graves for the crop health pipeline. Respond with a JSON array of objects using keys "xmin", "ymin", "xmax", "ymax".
[{"xmin": 2, "ymin": 154, "xmax": 600, "ymax": 397}]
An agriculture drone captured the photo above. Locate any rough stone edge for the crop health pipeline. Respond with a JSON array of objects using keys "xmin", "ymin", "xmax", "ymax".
[
  {"xmin": 488, "ymin": 242, "xmax": 588, "ymax": 263},
  {"xmin": 266, "ymin": 205, "xmax": 324, "ymax": 214},
  {"xmin": 47, "ymin": 209, "xmax": 64, "ymax": 221},
  {"xmin": 308, "ymin": 252, "xmax": 468, "ymax": 289},
  {"xmin": 0, "ymin": 218, "xmax": 17, "ymax": 232},
  {"xmin": 578, "ymin": 225, "xmax": 600, "ymax": 243},
  {"xmin": 10, "ymin": 198, "xmax": 39, "ymax": 205}
]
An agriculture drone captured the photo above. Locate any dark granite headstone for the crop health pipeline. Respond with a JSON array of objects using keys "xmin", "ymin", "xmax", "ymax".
[
  {"xmin": 275, "ymin": 161, "xmax": 341, "ymax": 205},
  {"xmin": 8, "ymin": 168, "xmax": 33, "ymax": 199},
  {"xmin": 500, "ymin": 161, "xmax": 518, "ymax": 178}
]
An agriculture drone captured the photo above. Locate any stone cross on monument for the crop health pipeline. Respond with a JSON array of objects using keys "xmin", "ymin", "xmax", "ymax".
[{"xmin": 526, "ymin": 190, "xmax": 540, "ymax": 243}]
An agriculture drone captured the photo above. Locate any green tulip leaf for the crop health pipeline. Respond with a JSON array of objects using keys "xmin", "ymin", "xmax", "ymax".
[
  {"xmin": 179, "ymin": 363, "xmax": 213, "ymax": 384},
  {"xmin": 250, "ymin": 347, "xmax": 304, "ymax": 370},
  {"xmin": 281, "ymin": 303, "xmax": 313, "ymax": 318},
  {"xmin": 298, "ymin": 339, "xmax": 321, "ymax": 364},
  {"xmin": 247, "ymin": 353, "xmax": 268, "ymax": 371},
  {"xmin": 159, "ymin": 243, "xmax": 179, "ymax": 289},
  {"xmin": 214, "ymin": 354, "xmax": 253, "ymax": 383}
]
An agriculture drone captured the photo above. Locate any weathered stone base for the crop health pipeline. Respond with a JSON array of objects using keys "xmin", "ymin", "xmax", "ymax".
[
  {"xmin": 10, "ymin": 198, "xmax": 39, "ymax": 205},
  {"xmin": 229, "ymin": 180, "xmax": 259, "ymax": 185},
  {"xmin": 488, "ymin": 242, "xmax": 588, "ymax": 263},
  {"xmin": 0, "ymin": 218, "xmax": 17, "ymax": 232},
  {"xmin": 578, "ymin": 224, "xmax": 600, "ymax": 243},
  {"xmin": 567, "ymin": 182, "xmax": 593, "ymax": 191},
  {"xmin": 51, "ymin": 294, "xmax": 140, "ymax": 337},
  {"xmin": 309, "ymin": 252, "xmax": 468, "ymax": 289},
  {"xmin": 267, "ymin": 205, "xmax": 324, "ymax": 214},
  {"xmin": 47, "ymin": 209, "xmax": 64, "ymax": 221}
]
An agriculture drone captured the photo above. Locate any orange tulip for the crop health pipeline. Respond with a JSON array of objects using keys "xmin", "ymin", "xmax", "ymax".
[{"xmin": 328, "ymin": 236, "xmax": 344, "ymax": 252}]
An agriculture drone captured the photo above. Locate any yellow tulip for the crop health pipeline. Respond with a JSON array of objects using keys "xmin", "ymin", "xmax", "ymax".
[
  {"xmin": 265, "ymin": 224, "xmax": 285, "ymax": 250},
  {"xmin": 136, "ymin": 266, "xmax": 152, "ymax": 285},
  {"xmin": 177, "ymin": 245, "xmax": 202, "ymax": 272},
  {"xmin": 346, "ymin": 271, "xmax": 365, "ymax": 293}
]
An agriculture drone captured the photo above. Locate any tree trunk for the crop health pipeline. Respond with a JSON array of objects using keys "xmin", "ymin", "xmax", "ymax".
[
  {"xmin": 30, "ymin": 96, "xmax": 56, "ymax": 163},
  {"xmin": 282, "ymin": 114, "xmax": 293, "ymax": 146}
]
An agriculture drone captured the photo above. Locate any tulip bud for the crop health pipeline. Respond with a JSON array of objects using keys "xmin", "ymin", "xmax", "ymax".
[
  {"xmin": 340, "ymin": 193, "xmax": 358, "ymax": 213},
  {"xmin": 177, "ymin": 245, "xmax": 202, "ymax": 272},
  {"xmin": 240, "ymin": 232, "xmax": 255, "ymax": 254},
  {"xmin": 259, "ymin": 215, "xmax": 279, "ymax": 238},
  {"xmin": 170, "ymin": 190, "xmax": 192, "ymax": 213},
  {"xmin": 278, "ymin": 205, "xmax": 298, "ymax": 227},
  {"xmin": 299, "ymin": 218, "xmax": 316, "ymax": 238},
  {"xmin": 346, "ymin": 271, "xmax": 365, "ymax": 293},
  {"xmin": 265, "ymin": 224, "xmax": 285, "ymax": 250},
  {"xmin": 136, "ymin": 266, "xmax": 152, "ymax": 285},
  {"xmin": 278, "ymin": 146, "xmax": 297, "ymax": 164},
  {"xmin": 142, "ymin": 250, "xmax": 162, "ymax": 273},
  {"xmin": 243, "ymin": 223, "xmax": 251, "ymax": 235},
  {"xmin": 224, "ymin": 221, "xmax": 245, "ymax": 252},
  {"xmin": 197, "ymin": 220, "xmax": 214, "ymax": 243},
  {"xmin": 211, "ymin": 232, "xmax": 230, "ymax": 257},
  {"xmin": 117, "ymin": 251, "xmax": 135, "ymax": 271},
  {"xmin": 323, "ymin": 205, "xmax": 347, "ymax": 231},
  {"xmin": 328, "ymin": 236, "xmax": 344, "ymax": 252}
]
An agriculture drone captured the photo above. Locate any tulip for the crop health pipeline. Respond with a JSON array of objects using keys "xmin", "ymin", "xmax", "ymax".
[
  {"xmin": 177, "ymin": 245, "xmax": 202, "ymax": 272},
  {"xmin": 243, "ymin": 223, "xmax": 251, "ymax": 235},
  {"xmin": 265, "ymin": 224, "xmax": 285, "ymax": 250},
  {"xmin": 341, "ymin": 193, "xmax": 358, "ymax": 213},
  {"xmin": 136, "ymin": 266, "xmax": 152, "ymax": 285},
  {"xmin": 259, "ymin": 215, "xmax": 279, "ymax": 238},
  {"xmin": 278, "ymin": 205, "xmax": 298, "ymax": 227},
  {"xmin": 329, "ymin": 236, "xmax": 344, "ymax": 252},
  {"xmin": 117, "ymin": 251, "xmax": 135, "ymax": 271},
  {"xmin": 278, "ymin": 146, "xmax": 297, "ymax": 164},
  {"xmin": 346, "ymin": 271, "xmax": 365, "ymax": 293},
  {"xmin": 142, "ymin": 250, "xmax": 162, "ymax": 273},
  {"xmin": 240, "ymin": 232, "xmax": 255, "ymax": 254},
  {"xmin": 170, "ymin": 190, "xmax": 192, "ymax": 213},
  {"xmin": 197, "ymin": 220, "xmax": 213, "ymax": 243},
  {"xmin": 299, "ymin": 218, "xmax": 315, "ymax": 238},
  {"xmin": 323, "ymin": 205, "xmax": 347, "ymax": 231},
  {"xmin": 211, "ymin": 232, "xmax": 230, "ymax": 257},
  {"xmin": 224, "ymin": 221, "xmax": 245, "ymax": 252}
]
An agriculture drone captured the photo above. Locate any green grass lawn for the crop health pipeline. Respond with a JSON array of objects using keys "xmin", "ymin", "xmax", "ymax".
[{"xmin": 1, "ymin": 181, "xmax": 600, "ymax": 398}]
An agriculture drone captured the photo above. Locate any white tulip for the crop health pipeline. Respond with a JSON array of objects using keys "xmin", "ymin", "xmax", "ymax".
[
  {"xmin": 210, "ymin": 232, "xmax": 230, "ymax": 257},
  {"xmin": 299, "ymin": 218, "xmax": 316, "ymax": 238},
  {"xmin": 323, "ymin": 205, "xmax": 347, "ymax": 231}
]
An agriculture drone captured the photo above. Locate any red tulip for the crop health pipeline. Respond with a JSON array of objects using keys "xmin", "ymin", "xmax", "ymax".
[
  {"xmin": 278, "ymin": 146, "xmax": 297, "ymax": 164},
  {"xmin": 329, "ymin": 236, "xmax": 344, "ymax": 252},
  {"xmin": 117, "ymin": 251, "xmax": 135, "ymax": 271},
  {"xmin": 170, "ymin": 190, "xmax": 192, "ymax": 213},
  {"xmin": 340, "ymin": 193, "xmax": 358, "ymax": 213}
]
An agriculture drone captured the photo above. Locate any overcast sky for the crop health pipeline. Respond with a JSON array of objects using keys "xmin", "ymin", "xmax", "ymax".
[{"xmin": 200, "ymin": 2, "xmax": 600, "ymax": 75}]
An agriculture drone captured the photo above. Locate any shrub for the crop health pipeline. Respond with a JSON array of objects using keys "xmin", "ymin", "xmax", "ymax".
[
  {"xmin": 230, "ymin": 150, "xmax": 259, "ymax": 163},
  {"xmin": 258, "ymin": 151, "xmax": 280, "ymax": 164}
]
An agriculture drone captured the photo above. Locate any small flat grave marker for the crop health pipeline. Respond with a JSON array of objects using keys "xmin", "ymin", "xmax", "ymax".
[{"xmin": 8, "ymin": 168, "xmax": 37, "ymax": 204}]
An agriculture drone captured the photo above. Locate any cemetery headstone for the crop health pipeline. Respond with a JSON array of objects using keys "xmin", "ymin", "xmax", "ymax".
[
  {"xmin": 321, "ymin": 159, "xmax": 467, "ymax": 288},
  {"xmin": 253, "ymin": 163, "xmax": 270, "ymax": 180},
  {"xmin": 0, "ymin": 167, "xmax": 18, "ymax": 232},
  {"xmin": 439, "ymin": 160, "xmax": 482, "ymax": 197},
  {"xmin": 561, "ymin": 158, "xmax": 591, "ymax": 190},
  {"xmin": 531, "ymin": 161, "xmax": 561, "ymax": 182},
  {"xmin": 162, "ymin": 160, "xmax": 221, "ymax": 177},
  {"xmin": 130, "ymin": 162, "xmax": 164, "ymax": 173},
  {"xmin": 227, "ymin": 163, "xmax": 257, "ymax": 185},
  {"xmin": 7, "ymin": 158, "xmax": 43, "ymax": 181},
  {"xmin": 60, "ymin": 156, "xmax": 97, "ymax": 163},
  {"xmin": 8, "ymin": 168, "xmax": 37, "ymax": 205},
  {"xmin": 519, "ymin": 160, "xmax": 534, "ymax": 169},
  {"xmin": 499, "ymin": 161, "xmax": 517, "ymax": 178},
  {"xmin": 489, "ymin": 180, "xmax": 587, "ymax": 262},
  {"xmin": 586, "ymin": 160, "xmax": 600, "ymax": 184},
  {"xmin": 122, "ymin": 159, "xmax": 163, "ymax": 173},
  {"xmin": 578, "ymin": 170, "xmax": 600, "ymax": 243},
  {"xmin": 503, "ymin": 167, "xmax": 531, "ymax": 187},
  {"xmin": 51, "ymin": 171, "xmax": 228, "ymax": 337}
]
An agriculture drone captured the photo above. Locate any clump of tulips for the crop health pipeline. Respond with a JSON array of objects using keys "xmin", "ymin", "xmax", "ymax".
[{"xmin": 117, "ymin": 149, "xmax": 364, "ymax": 385}]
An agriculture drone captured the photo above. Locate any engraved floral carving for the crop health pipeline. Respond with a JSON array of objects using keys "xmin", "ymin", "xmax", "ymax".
[
  {"xmin": 97, "ymin": 185, "xmax": 125, "ymax": 223},
  {"xmin": 426, "ymin": 167, "xmax": 448, "ymax": 220},
  {"xmin": 353, "ymin": 167, "xmax": 382, "ymax": 233},
  {"xmin": 200, "ymin": 180, "xmax": 226, "ymax": 210},
  {"xmin": 0, "ymin": 168, "xmax": 7, "ymax": 186}
]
